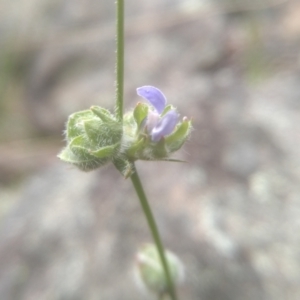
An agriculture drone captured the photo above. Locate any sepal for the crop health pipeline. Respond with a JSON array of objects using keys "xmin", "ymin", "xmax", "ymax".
[
  {"xmin": 126, "ymin": 137, "xmax": 147, "ymax": 159},
  {"xmin": 133, "ymin": 102, "xmax": 148, "ymax": 128},
  {"xmin": 161, "ymin": 104, "xmax": 173, "ymax": 116},
  {"xmin": 165, "ymin": 119, "xmax": 192, "ymax": 152},
  {"xmin": 151, "ymin": 138, "xmax": 168, "ymax": 158}
]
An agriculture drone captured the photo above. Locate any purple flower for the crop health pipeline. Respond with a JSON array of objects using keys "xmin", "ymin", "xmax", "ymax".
[{"xmin": 137, "ymin": 86, "xmax": 179, "ymax": 142}]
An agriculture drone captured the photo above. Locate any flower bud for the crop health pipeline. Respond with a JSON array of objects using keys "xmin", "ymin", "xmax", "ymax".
[
  {"xmin": 134, "ymin": 244, "xmax": 184, "ymax": 297},
  {"xmin": 58, "ymin": 107, "xmax": 122, "ymax": 171}
]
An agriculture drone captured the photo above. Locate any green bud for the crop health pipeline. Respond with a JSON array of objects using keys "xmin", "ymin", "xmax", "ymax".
[
  {"xmin": 134, "ymin": 244, "xmax": 184, "ymax": 297},
  {"xmin": 58, "ymin": 106, "xmax": 122, "ymax": 171}
]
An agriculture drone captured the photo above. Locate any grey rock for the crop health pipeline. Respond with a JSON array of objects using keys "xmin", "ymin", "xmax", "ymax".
[{"xmin": 0, "ymin": 163, "xmax": 267, "ymax": 300}]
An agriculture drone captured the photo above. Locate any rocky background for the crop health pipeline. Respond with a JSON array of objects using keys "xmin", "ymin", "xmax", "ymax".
[{"xmin": 0, "ymin": 0, "xmax": 300, "ymax": 299}]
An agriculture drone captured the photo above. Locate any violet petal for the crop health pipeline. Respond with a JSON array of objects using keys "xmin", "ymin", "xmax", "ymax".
[
  {"xmin": 151, "ymin": 110, "xmax": 179, "ymax": 142},
  {"xmin": 136, "ymin": 86, "xmax": 166, "ymax": 114},
  {"xmin": 146, "ymin": 110, "xmax": 160, "ymax": 132}
]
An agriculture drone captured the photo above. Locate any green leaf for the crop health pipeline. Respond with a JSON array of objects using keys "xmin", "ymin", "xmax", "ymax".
[
  {"xmin": 133, "ymin": 102, "xmax": 148, "ymax": 127},
  {"xmin": 113, "ymin": 157, "xmax": 134, "ymax": 178},
  {"xmin": 58, "ymin": 146, "xmax": 104, "ymax": 171},
  {"xmin": 67, "ymin": 110, "xmax": 94, "ymax": 141},
  {"xmin": 83, "ymin": 119, "xmax": 102, "ymax": 144},
  {"xmin": 69, "ymin": 135, "xmax": 94, "ymax": 158},
  {"xmin": 90, "ymin": 143, "xmax": 119, "ymax": 158},
  {"xmin": 84, "ymin": 119, "xmax": 122, "ymax": 148},
  {"xmin": 91, "ymin": 106, "xmax": 116, "ymax": 123}
]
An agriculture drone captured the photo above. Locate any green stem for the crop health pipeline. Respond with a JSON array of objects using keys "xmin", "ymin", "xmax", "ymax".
[
  {"xmin": 114, "ymin": 2, "xmax": 177, "ymax": 298},
  {"xmin": 130, "ymin": 163, "xmax": 178, "ymax": 300},
  {"xmin": 115, "ymin": 0, "xmax": 124, "ymax": 122}
]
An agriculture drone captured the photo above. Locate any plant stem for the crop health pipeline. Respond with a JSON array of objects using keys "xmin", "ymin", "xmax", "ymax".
[
  {"xmin": 115, "ymin": 2, "xmax": 177, "ymax": 298},
  {"xmin": 115, "ymin": 0, "xmax": 124, "ymax": 122},
  {"xmin": 130, "ymin": 163, "xmax": 178, "ymax": 300}
]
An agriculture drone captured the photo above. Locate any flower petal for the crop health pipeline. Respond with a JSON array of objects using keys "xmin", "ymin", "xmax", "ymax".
[
  {"xmin": 146, "ymin": 110, "xmax": 160, "ymax": 132},
  {"xmin": 136, "ymin": 86, "xmax": 166, "ymax": 114},
  {"xmin": 151, "ymin": 110, "xmax": 179, "ymax": 142}
]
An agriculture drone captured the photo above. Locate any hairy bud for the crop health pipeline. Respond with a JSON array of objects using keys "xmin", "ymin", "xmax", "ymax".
[
  {"xmin": 134, "ymin": 244, "xmax": 184, "ymax": 297},
  {"xmin": 58, "ymin": 107, "xmax": 122, "ymax": 171}
]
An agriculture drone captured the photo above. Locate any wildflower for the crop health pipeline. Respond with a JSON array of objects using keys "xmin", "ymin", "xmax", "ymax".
[
  {"xmin": 58, "ymin": 85, "xmax": 192, "ymax": 176},
  {"xmin": 137, "ymin": 86, "xmax": 179, "ymax": 142}
]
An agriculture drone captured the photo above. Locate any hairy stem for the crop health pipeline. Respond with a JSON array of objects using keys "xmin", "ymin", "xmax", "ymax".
[
  {"xmin": 115, "ymin": 2, "xmax": 177, "ymax": 298},
  {"xmin": 115, "ymin": 0, "xmax": 124, "ymax": 122},
  {"xmin": 130, "ymin": 163, "xmax": 178, "ymax": 300}
]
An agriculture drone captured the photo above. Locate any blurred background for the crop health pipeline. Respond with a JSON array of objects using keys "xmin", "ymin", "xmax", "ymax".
[{"xmin": 0, "ymin": 0, "xmax": 300, "ymax": 299}]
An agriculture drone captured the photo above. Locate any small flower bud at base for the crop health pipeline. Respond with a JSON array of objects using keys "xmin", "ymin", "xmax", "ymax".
[{"xmin": 134, "ymin": 244, "xmax": 184, "ymax": 297}]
